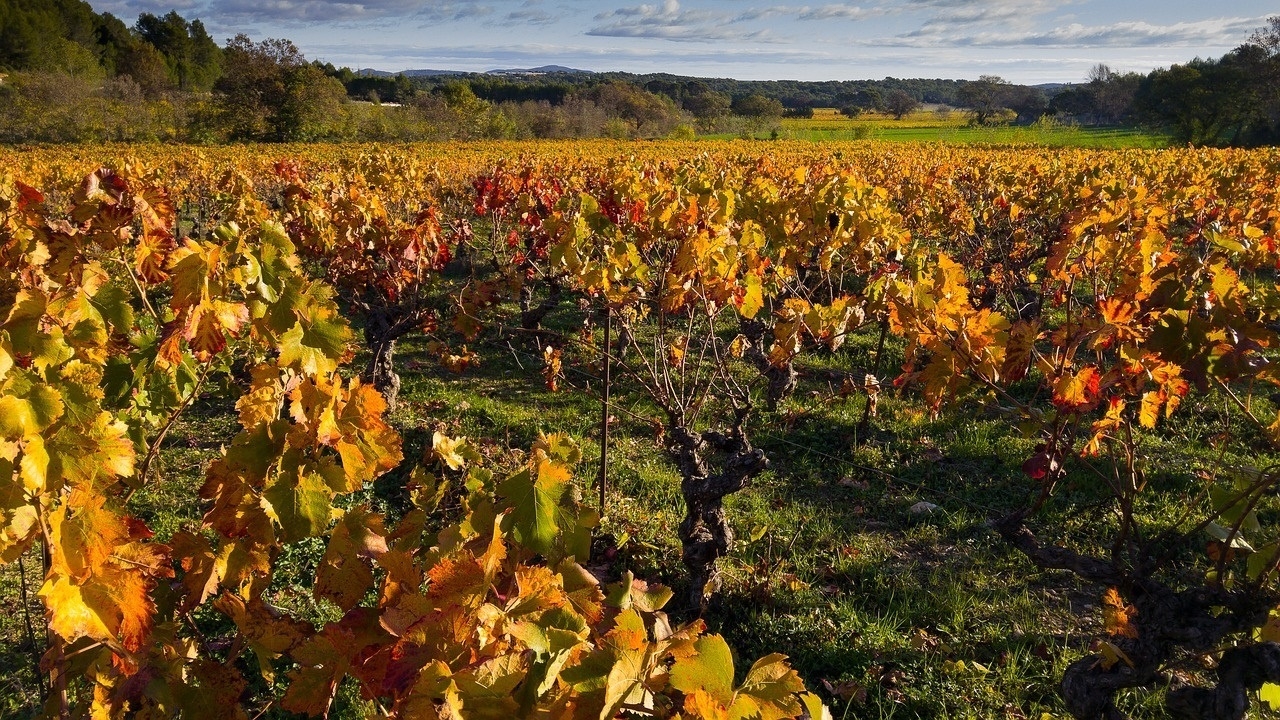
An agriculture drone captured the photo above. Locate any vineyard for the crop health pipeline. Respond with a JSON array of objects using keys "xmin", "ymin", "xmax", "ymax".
[{"xmin": 3, "ymin": 139, "xmax": 1280, "ymax": 719}]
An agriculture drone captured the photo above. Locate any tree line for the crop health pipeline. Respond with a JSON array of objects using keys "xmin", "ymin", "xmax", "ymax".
[{"xmin": 0, "ymin": 0, "xmax": 1277, "ymax": 146}]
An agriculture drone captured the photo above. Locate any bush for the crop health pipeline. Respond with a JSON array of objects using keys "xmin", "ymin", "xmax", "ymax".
[{"xmin": 668, "ymin": 122, "xmax": 697, "ymax": 139}]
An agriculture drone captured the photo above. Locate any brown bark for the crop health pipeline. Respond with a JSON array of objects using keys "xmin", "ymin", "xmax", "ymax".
[
  {"xmin": 519, "ymin": 279, "xmax": 564, "ymax": 332},
  {"xmin": 668, "ymin": 420, "xmax": 768, "ymax": 614},
  {"xmin": 740, "ymin": 318, "xmax": 796, "ymax": 411}
]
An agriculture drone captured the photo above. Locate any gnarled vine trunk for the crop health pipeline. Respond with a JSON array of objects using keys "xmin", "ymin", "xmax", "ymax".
[
  {"xmin": 740, "ymin": 318, "xmax": 797, "ymax": 411},
  {"xmin": 366, "ymin": 335, "xmax": 400, "ymax": 410},
  {"xmin": 362, "ymin": 307, "xmax": 407, "ymax": 410},
  {"xmin": 668, "ymin": 422, "xmax": 769, "ymax": 614},
  {"xmin": 994, "ymin": 514, "xmax": 1280, "ymax": 720},
  {"xmin": 519, "ymin": 279, "xmax": 564, "ymax": 332}
]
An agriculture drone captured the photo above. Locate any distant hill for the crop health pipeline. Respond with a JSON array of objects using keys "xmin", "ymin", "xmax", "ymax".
[
  {"xmin": 358, "ymin": 68, "xmax": 471, "ymax": 77},
  {"xmin": 488, "ymin": 65, "xmax": 594, "ymax": 75},
  {"xmin": 357, "ymin": 66, "xmax": 593, "ymax": 78}
]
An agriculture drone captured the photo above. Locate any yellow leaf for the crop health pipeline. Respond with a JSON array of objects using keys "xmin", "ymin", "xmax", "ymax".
[
  {"xmin": 1261, "ymin": 682, "xmax": 1280, "ymax": 711},
  {"xmin": 1097, "ymin": 640, "xmax": 1134, "ymax": 670},
  {"xmin": 433, "ymin": 431, "xmax": 468, "ymax": 471},
  {"xmin": 670, "ymin": 634, "xmax": 735, "ymax": 705},
  {"xmin": 1139, "ymin": 391, "xmax": 1163, "ymax": 429},
  {"xmin": 799, "ymin": 693, "xmax": 833, "ymax": 720},
  {"xmin": 1102, "ymin": 587, "xmax": 1139, "ymax": 639},
  {"xmin": 739, "ymin": 272, "xmax": 764, "ymax": 319},
  {"xmin": 685, "ymin": 688, "xmax": 730, "ymax": 720}
]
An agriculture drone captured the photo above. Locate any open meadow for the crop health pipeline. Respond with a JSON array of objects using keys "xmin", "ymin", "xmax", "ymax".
[
  {"xmin": 708, "ymin": 110, "xmax": 1172, "ymax": 149},
  {"xmin": 3, "ymin": 140, "xmax": 1280, "ymax": 720}
]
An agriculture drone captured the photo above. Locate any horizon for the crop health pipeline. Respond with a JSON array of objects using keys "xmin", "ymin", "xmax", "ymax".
[{"xmin": 87, "ymin": 0, "xmax": 1275, "ymax": 84}]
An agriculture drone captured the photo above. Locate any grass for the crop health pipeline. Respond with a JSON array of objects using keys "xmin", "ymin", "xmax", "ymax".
[
  {"xmin": 1, "ymin": 234, "xmax": 1274, "ymax": 717},
  {"xmin": 4, "ymin": 299, "xmax": 1277, "ymax": 718},
  {"xmin": 369, "ymin": 326, "xmax": 1090, "ymax": 720},
  {"xmin": 703, "ymin": 109, "xmax": 1171, "ymax": 149}
]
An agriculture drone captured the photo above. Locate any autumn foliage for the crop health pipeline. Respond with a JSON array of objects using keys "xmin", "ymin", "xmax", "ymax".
[{"xmin": 5, "ymin": 140, "xmax": 1280, "ymax": 718}]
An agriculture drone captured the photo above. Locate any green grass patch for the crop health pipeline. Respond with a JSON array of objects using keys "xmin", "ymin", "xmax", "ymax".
[{"xmin": 703, "ymin": 110, "xmax": 1170, "ymax": 148}]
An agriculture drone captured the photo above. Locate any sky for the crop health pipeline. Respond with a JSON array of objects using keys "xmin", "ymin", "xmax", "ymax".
[{"xmin": 91, "ymin": 0, "xmax": 1277, "ymax": 83}]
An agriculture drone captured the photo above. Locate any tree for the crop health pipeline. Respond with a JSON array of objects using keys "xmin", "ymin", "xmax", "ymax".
[
  {"xmin": 1135, "ymin": 53, "xmax": 1270, "ymax": 145},
  {"xmin": 957, "ymin": 74, "xmax": 1010, "ymax": 125},
  {"xmin": 273, "ymin": 64, "xmax": 347, "ymax": 140},
  {"xmin": 213, "ymin": 35, "xmax": 344, "ymax": 142},
  {"xmin": 1049, "ymin": 86, "xmax": 1097, "ymax": 120},
  {"xmin": 1246, "ymin": 16, "xmax": 1280, "ymax": 136},
  {"xmin": 884, "ymin": 89, "xmax": 920, "ymax": 119},
  {"xmin": 577, "ymin": 81, "xmax": 682, "ymax": 135},
  {"xmin": 1249, "ymin": 15, "xmax": 1280, "ymax": 55},
  {"xmin": 1082, "ymin": 64, "xmax": 1139, "ymax": 124},
  {"xmin": 732, "ymin": 93, "xmax": 784, "ymax": 118},
  {"xmin": 0, "ymin": 0, "xmax": 100, "ymax": 70},
  {"xmin": 681, "ymin": 88, "xmax": 731, "ymax": 120},
  {"xmin": 134, "ymin": 12, "xmax": 221, "ymax": 91},
  {"xmin": 115, "ymin": 41, "xmax": 175, "ymax": 97},
  {"xmin": 1002, "ymin": 85, "xmax": 1048, "ymax": 124}
]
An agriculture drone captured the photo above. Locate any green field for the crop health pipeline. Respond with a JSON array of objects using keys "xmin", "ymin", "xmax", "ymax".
[{"xmin": 709, "ymin": 109, "xmax": 1171, "ymax": 148}]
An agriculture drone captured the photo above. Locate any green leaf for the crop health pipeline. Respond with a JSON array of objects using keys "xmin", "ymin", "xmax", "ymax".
[
  {"xmin": 264, "ymin": 471, "xmax": 333, "ymax": 543},
  {"xmin": 254, "ymin": 222, "xmax": 298, "ymax": 302},
  {"xmin": 558, "ymin": 503, "xmax": 597, "ymax": 563},
  {"xmin": 670, "ymin": 634, "xmax": 735, "ymax": 705},
  {"xmin": 90, "ymin": 284, "xmax": 134, "ymax": 334},
  {"xmin": 498, "ymin": 461, "xmax": 569, "ymax": 557},
  {"xmin": 278, "ymin": 318, "xmax": 348, "ymax": 376},
  {"xmin": 1209, "ymin": 484, "xmax": 1262, "ymax": 533},
  {"xmin": 1247, "ymin": 543, "xmax": 1279, "ymax": 582}
]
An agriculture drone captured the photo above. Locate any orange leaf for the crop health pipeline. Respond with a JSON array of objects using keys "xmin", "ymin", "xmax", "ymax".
[
  {"xmin": 1101, "ymin": 587, "xmax": 1139, "ymax": 639},
  {"xmin": 1053, "ymin": 366, "xmax": 1102, "ymax": 413}
]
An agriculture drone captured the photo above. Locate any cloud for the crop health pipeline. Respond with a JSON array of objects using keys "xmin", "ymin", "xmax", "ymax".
[
  {"xmin": 732, "ymin": 4, "xmax": 880, "ymax": 22},
  {"xmin": 905, "ymin": 0, "xmax": 1061, "ymax": 33},
  {"xmin": 587, "ymin": 0, "xmax": 772, "ymax": 42},
  {"xmin": 794, "ymin": 4, "xmax": 878, "ymax": 21},
  {"xmin": 207, "ymin": 0, "xmax": 491, "ymax": 23},
  {"xmin": 305, "ymin": 38, "xmax": 835, "ymax": 70},
  {"xmin": 896, "ymin": 15, "xmax": 1269, "ymax": 47},
  {"xmin": 499, "ymin": 0, "xmax": 555, "ymax": 24},
  {"xmin": 93, "ymin": 0, "xmax": 207, "ymax": 15}
]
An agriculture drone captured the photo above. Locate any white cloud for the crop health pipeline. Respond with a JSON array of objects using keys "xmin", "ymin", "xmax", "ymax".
[
  {"xmin": 895, "ymin": 15, "xmax": 1269, "ymax": 47},
  {"xmin": 587, "ymin": 0, "xmax": 774, "ymax": 41},
  {"xmin": 795, "ymin": 4, "xmax": 878, "ymax": 21},
  {"xmin": 94, "ymin": 0, "xmax": 207, "ymax": 15},
  {"xmin": 207, "ymin": 0, "xmax": 493, "ymax": 23},
  {"xmin": 732, "ymin": 4, "xmax": 881, "ymax": 22}
]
